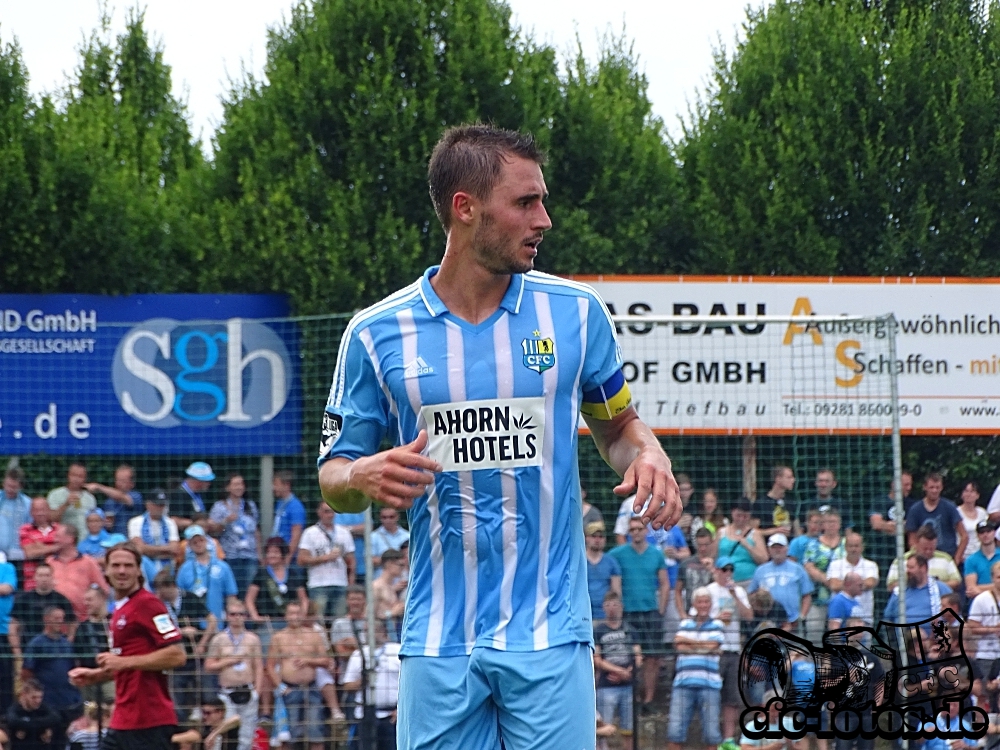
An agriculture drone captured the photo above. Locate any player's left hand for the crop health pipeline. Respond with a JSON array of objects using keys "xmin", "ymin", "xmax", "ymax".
[
  {"xmin": 614, "ymin": 445, "xmax": 681, "ymax": 530},
  {"xmin": 96, "ymin": 652, "xmax": 129, "ymax": 671}
]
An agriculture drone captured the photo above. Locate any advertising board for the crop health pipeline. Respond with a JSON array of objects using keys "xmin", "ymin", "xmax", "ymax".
[
  {"xmin": 0, "ymin": 295, "xmax": 300, "ymax": 454},
  {"xmin": 580, "ymin": 276, "xmax": 1000, "ymax": 435}
]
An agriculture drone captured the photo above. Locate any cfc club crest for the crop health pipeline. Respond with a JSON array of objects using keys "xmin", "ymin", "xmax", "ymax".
[{"xmin": 522, "ymin": 332, "xmax": 555, "ymax": 374}]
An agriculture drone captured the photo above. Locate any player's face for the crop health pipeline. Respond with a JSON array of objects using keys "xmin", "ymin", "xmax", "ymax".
[
  {"xmin": 471, "ymin": 156, "xmax": 551, "ymax": 276},
  {"xmin": 106, "ymin": 549, "xmax": 141, "ymax": 593}
]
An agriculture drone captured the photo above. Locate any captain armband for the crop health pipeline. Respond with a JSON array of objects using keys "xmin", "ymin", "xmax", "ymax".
[{"xmin": 580, "ymin": 369, "xmax": 633, "ymax": 421}]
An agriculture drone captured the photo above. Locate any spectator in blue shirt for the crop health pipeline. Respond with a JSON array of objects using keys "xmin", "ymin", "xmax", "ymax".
[
  {"xmin": 22, "ymin": 606, "xmax": 80, "ymax": 734},
  {"xmin": 85, "ymin": 464, "xmax": 143, "ymax": 537},
  {"xmin": 0, "ymin": 552, "xmax": 17, "ymax": 711},
  {"xmin": 826, "ymin": 573, "xmax": 866, "ymax": 629},
  {"xmin": 748, "ymin": 534, "xmax": 814, "ymax": 629},
  {"xmin": 77, "ymin": 510, "xmax": 110, "ymax": 559},
  {"xmin": 964, "ymin": 520, "xmax": 1000, "ymax": 598},
  {"xmin": 788, "ymin": 509, "xmax": 822, "ymax": 562},
  {"xmin": 585, "ymin": 522, "xmax": 621, "ymax": 624},
  {"xmin": 176, "ymin": 526, "xmax": 238, "ymax": 623},
  {"xmin": 884, "ymin": 555, "xmax": 953, "ymax": 623},
  {"xmin": 905, "ymin": 473, "xmax": 967, "ymax": 562},
  {"xmin": 0, "ymin": 468, "xmax": 32, "ymax": 565},
  {"xmin": 271, "ymin": 471, "xmax": 306, "ymax": 565},
  {"xmin": 370, "ymin": 508, "xmax": 409, "ymax": 577},
  {"xmin": 609, "ymin": 516, "xmax": 669, "ymax": 710}
]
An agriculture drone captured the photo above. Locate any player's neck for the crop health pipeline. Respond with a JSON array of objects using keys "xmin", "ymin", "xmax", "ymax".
[
  {"xmin": 115, "ymin": 584, "xmax": 141, "ymax": 601},
  {"xmin": 432, "ymin": 250, "xmax": 511, "ymax": 325}
]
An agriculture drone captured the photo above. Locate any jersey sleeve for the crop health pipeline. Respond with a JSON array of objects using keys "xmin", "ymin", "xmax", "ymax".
[
  {"xmin": 141, "ymin": 596, "xmax": 183, "ymax": 646},
  {"xmin": 579, "ymin": 291, "xmax": 632, "ymax": 421},
  {"xmin": 318, "ymin": 327, "xmax": 392, "ymax": 466}
]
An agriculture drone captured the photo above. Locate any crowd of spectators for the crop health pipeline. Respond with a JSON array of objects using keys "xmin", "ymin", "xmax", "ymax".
[
  {"xmin": 586, "ymin": 466, "xmax": 1000, "ymax": 750},
  {"xmin": 0, "ymin": 462, "xmax": 407, "ymax": 750}
]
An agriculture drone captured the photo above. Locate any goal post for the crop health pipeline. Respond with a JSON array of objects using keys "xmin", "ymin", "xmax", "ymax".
[{"xmin": 579, "ymin": 313, "xmax": 905, "ymax": 617}]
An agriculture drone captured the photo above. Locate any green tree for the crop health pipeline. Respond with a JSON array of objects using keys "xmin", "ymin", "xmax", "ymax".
[
  {"xmin": 679, "ymin": 0, "xmax": 1000, "ymax": 276},
  {"xmin": 0, "ymin": 35, "xmax": 57, "ymax": 292},
  {"xmin": 0, "ymin": 11, "xmax": 208, "ymax": 295},
  {"xmin": 539, "ymin": 37, "xmax": 692, "ymax": 276},
  {"xmin": 206, "ymin": 0, "xmax": 561, "ymax": 314}
]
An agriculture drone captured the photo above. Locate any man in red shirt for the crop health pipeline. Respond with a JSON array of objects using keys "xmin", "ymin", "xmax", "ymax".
[
  {"xmin": 46, "ymin": 525, "xmax": 108, "ymax": 621},
  {"xmin": 69, "ymin": 542, "xmax": 186, "ymax": 750},
  {"xmin": 19, "ymin": 498, "xmax": 59, "ymax": 592}
]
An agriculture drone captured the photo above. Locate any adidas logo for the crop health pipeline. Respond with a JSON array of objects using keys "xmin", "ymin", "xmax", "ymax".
[{"xmin": 403, "ymin": 356, "xmax": 435, "ymax": 379}]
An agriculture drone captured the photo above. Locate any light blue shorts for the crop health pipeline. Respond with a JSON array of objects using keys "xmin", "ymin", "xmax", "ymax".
[{"xmin": 398, "ymin": 641, "xmax": 596, "ymax": 750}]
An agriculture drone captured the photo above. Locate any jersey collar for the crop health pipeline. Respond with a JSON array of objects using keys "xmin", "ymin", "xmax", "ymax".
[{"xmin": 419, "ymin": 266, "xmax": 525, "ymax": 317}]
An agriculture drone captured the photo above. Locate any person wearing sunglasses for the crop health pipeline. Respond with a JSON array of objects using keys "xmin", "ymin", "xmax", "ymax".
[
  {"xmin": 171, "ymin": 696, "xmax": 239, "ymax": 750},
  {"xmin": 205, "ymin": 604, "xmax": 262, "ymax": 750}
]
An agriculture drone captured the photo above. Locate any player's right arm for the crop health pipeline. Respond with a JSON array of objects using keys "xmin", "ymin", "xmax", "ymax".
[{"xmin": 319, "ymin": 432, "xmax": 441, "ymax": 512}]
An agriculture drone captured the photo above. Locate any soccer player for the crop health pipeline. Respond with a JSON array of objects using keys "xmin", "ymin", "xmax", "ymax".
[
  {"xmin": 317, "ymin": 123, "xmax": 681, "ymax": 750},
  {"xmin": 68, "ymin": 542, "xmax": 186, "ymax": 750}
]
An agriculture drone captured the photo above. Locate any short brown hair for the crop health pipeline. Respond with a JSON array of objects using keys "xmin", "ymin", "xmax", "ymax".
[
  {"xmin": 428, "ymin": 123, "xmax": 546, "ymax": 229},
  {"xmin": 4, "ymin": 467, "xmax": 24, "ymax": 484}
]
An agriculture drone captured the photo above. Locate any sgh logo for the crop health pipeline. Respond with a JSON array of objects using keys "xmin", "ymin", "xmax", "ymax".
[{"xmin": 112, "ymin": 318, "xmax": 292, "ymax": 428}]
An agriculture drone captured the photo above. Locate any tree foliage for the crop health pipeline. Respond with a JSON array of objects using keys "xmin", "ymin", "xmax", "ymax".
[
  {"xmin": 0, "ymin": 12, "xmax": 207, "ymax": 295},
  {"xmin": 680, "ymin": 0, "xmax": 1000, "ymax": 276}
]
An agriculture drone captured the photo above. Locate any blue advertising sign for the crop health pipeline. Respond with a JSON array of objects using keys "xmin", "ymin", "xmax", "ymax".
[{"xmin": 0, "ymin": 295, "xmax": 301, "ymax": 455}]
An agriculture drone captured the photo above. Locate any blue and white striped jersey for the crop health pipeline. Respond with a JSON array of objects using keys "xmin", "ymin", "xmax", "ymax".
[
  {"xmin": 673, "ymin": 618, "xmax": 725, "ymax": 689},
  {"xmin": 319, "ymin": 266, "xmax": 628, "ymax": 657}
]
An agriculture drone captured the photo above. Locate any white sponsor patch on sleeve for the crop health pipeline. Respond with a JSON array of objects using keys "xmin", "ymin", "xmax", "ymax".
[
  {"xmin": 153, "ymin": 614, "xmax": 177, "ymax": 634},
  {"xmin": 421, "ymin": 397, "xmax": 545, "ymax": 473}
]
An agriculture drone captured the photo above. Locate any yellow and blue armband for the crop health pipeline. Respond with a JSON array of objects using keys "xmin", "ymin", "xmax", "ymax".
[{"xmin": 580, "ymin": 369, "xmax": 632, "ymax": 420}]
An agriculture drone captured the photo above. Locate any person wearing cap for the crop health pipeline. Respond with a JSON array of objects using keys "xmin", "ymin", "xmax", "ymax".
[
  {"xmin": 77, "ymin": 509, "xmax": 111, "ymax": 559},
  {"xmin": 128, "ymin": 489, "xmax": 180, "ymax": 588},
  {"xmin": 826, "ymin": 533, "xmax": 879, "ymax": 626},
  {"xmin": 46, "ymin": 463, "xmax": 97, "ymax": 540},
  {"xmin": 705, "ymin": 557, "xmax": 751, "ymax": 749},
  {"xmin": 176, "ymin": 525, "xmax": 238, "ymax": 623},
  {"xmin": 84, "ymin": 464, "xmax": 143, "ymax": 538},
  {"xmin": 585, "ymin": 521, "xmax": 621, "ymax": 625},
  {"xmin": 715, "ymin": 500, "xmax": 767, "ymax": 587},
  {"xmin": 964, "ymin": 519, "xmax": 1000, "ymax": 597},
  {"xmin": 46, "ymin": 524, "xmax": 108, "ymax": 621},
  {"xmin": 168, "ymin": 462, "xmax": 216, "ymax": 532},
  {"xmin": 747, "ymin": 533, "xmax": 813, "ymax": 633},
  {"xmin": 886, "ymin": 525, "xmax": 961, "ymax": 591}
]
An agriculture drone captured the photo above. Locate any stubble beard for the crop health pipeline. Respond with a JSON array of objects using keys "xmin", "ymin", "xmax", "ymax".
[{"xmin": 472, "ymin": 211, "xmax": 534, "ymax": 275}]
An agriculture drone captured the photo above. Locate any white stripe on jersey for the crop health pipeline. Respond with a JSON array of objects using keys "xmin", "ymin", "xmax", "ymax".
[
  {"xmin": 492, "ymin": 312, "xmax": 518, "ymax": 650},
  {"xmin": 329, "ymin": 282, "xmax": 421, "ymax": 408},
  {"xmin": 445, "ymin": 320, "xmax": 478, "ymax": 652},
  {"xmin": 533, "ymin": 291, "xmax": 557, "ymax": 650},
  {"xmin": 358, "ymin": 328, "xmax": 400, "ymax": 437},
  {"xmin": 525, "ymin": 272, "xmax": 616, "ymax": 335},
  {"xmin": 572, "ymin": 296, "xmax": 588, "ymax": 443}
]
